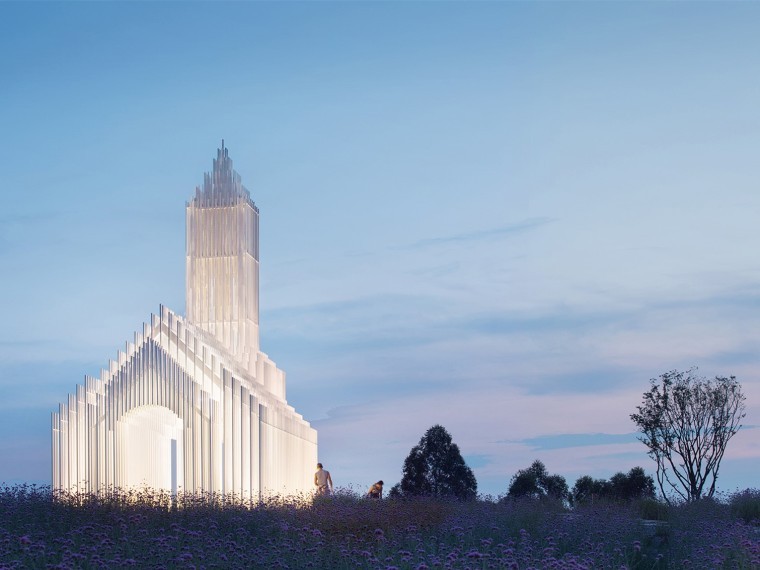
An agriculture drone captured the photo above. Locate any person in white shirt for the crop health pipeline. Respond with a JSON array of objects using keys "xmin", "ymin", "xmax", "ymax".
[{"xmin": 314, "ymin": 463, "xmax": 333, "ymax": 496}]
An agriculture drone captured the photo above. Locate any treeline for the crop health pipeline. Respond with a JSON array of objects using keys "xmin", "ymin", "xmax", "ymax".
[
  {"xmin": 388, "ymin": 368, "xmax": 747, "ymax": 504},
  {"xmin": 388, "ymin": 425, "xmax": 655, "ymax": 505},
  {"xmin": 506, "ymin": 460, "xmax": 655, "ymax": 505}
]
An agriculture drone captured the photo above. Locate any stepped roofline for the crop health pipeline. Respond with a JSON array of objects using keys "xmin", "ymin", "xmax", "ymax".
[{"xmin": 189, "ymin": 140, "xmax": 258, "ymax": 210}]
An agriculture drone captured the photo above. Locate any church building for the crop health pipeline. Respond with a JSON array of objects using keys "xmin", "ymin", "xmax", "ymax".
[{"xmin": 52, "ymin": 143, "xmax": 318, "ymax": 498}]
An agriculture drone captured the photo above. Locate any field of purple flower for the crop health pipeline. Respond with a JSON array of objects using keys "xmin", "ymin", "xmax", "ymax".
[{"xmin": 1, "ymin": 485, "xmax": 758, "ymax": 569}]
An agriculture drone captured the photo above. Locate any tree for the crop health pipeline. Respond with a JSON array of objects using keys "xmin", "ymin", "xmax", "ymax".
[
  {"xmin": 570, "ymin": 475, "xmax": 610, "ymax": 505},
  {"xmin": 506, "ymin": 460, "xmax": 568, "ymax": 502},
  {"xmin": 396, "ymin": 425, "xmax": 477, "ymax": 499},
  {"xmin": 608, "ymin": 467, "xmax": 655, "ymax": 502},
  {"xmin": 570, "ymin": 467, "xmax": 655, "ymax": 505},
  {"xmin": 631, "ymin": 368, "xmax": 746, "ymax": 503}
]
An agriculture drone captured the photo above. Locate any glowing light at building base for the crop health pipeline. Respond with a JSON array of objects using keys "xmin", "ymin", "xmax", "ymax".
[{"xmin": 52, "ymin": 143, "xmax": 317, "ymax": 498}]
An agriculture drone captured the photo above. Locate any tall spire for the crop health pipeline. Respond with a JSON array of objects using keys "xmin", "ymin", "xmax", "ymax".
[
  {"xmin": 186, "ymin": 141, "xmax": 261, "ymax": 362},
  {"xmin": 191, "ymin": 141, "xmax": 256, "ymax": 209}
]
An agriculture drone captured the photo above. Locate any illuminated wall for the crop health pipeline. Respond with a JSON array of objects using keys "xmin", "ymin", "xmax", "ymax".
[{"xmin": 52, "ymin": 143, "xmax": 317, "ymax": 497}]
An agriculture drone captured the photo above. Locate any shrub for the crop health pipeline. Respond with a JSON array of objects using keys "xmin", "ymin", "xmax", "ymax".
[
  {"xmin": 638, "ymin": 497, "xmax": 670, "ymax": 521},
  {"xmin": 729, "ymin": 488, "xmax": 760, "ymax": 524}
]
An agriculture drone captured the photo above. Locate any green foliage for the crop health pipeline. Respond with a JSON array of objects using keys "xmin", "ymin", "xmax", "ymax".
[
  {"xmin": 571, "ymin": 475, "xmax": 609, "ymax": 505},
  {"xmin": 610, "ymin": 467, "xmax": 656, "ymax": 501},
  {"xmin": 506, "ymin": 459, "xmax": 569, "ymax": 502},
  {"xmin": 397, "ymin": 424, "xmax": 477, "ymax": 499},
  {"xmin": 631, "ymin": 368, "xmax": 746, "ymax": 503},
  {"xmin": 571, "ymin": 467, "xmax": 656, "ymax": 506},
  {"xmin": 638, "ymin": 497, "xmax": 670, "ymax": 521},
  {"xmin": 729, "ymin": 488, "xmax": 760, "ymax": 524}
]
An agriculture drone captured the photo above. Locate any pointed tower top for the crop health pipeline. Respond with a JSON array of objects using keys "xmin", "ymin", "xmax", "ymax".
[{"xmin": 190, "ymin": 141, "xmax": 257, "ymax": 210}]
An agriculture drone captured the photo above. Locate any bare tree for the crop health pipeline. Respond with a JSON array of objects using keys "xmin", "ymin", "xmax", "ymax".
[{"xmin": 631, "ymin": 368, "xmax": 746, "ymax": 503}]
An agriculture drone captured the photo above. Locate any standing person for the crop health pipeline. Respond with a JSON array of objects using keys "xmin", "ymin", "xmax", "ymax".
[
  {"xmin": 314, "ymin": 463, "xmax": 333, "ymax": 496},
  {"xmin": 367, "ymin": 480, "xmax": 384, "ymax": 499}
]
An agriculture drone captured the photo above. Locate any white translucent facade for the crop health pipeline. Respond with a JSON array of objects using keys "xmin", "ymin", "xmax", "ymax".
[{"xmin": 52, "ymin": 143, "xmax": 317, "ymax": 498}]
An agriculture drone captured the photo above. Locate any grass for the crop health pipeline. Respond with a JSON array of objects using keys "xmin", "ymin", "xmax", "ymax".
[
  {"xmin": 0, "ymin": 484, "xmax": 758, "ymax": 569},
  {"xmin": 731, "ymin": 489, "xmax": 760, "ymax": 525}
]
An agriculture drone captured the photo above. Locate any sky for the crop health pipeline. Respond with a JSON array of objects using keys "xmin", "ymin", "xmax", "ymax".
[{"xmin": 0, "ymin": 1, "xmax": 758, "ymax": 498}]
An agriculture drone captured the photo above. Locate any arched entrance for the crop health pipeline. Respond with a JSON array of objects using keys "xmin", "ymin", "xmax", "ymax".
[{"xmin": 116, "ymin": 405, "xmax": 184, "ymax": 493}]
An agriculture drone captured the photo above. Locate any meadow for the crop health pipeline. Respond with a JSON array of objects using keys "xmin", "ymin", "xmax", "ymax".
[{"xmin": 1, "ymin": 484, "xmax": 758, "ymax": 569}]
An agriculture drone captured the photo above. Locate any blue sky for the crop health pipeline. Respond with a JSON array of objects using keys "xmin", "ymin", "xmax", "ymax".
[{"xmin": 1, "ymin": 2, "xmax": 758, "ymax": 497}]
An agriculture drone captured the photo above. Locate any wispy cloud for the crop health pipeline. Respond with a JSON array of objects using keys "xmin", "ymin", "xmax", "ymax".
[
  {"xmin": 267, "ymin": 283, "xmax": 760, "ymax": 419},
  {"xmin": 463, "ymin": 454, "xmax": 491, "ymax": 469},
  {"xmin": 266, "ymin": 281, "xmax": 760, "ymax": 346},
  {"xmin": 513, "ymin": 432, "xmax": 640, "ymax": 450},
  {"xmin": 395, "ymin": 217, "xmax": 556, "ymax": 250}
]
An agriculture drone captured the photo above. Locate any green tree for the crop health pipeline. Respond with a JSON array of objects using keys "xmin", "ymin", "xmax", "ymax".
[
  {"xmin": 570, "ymin": 475, "xmax": 610, "ymax": 505},
  {"xmin": 631, "ymin": 368, "xmax": 746, "ymax": 503},
  {"xmin": 395, "ymin": 425, "xmax": 477, "ymax": 499},
  {"xmin": 571, "ymin": 467, "xmax": 655, "ymax": 505},
  {"xmin": 609, "ymin": 467, "xmax": 655, "ymax": 501},
  {"xmin": 506, "ymin": 460, "xmax": 568, "ymax": 502}
]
